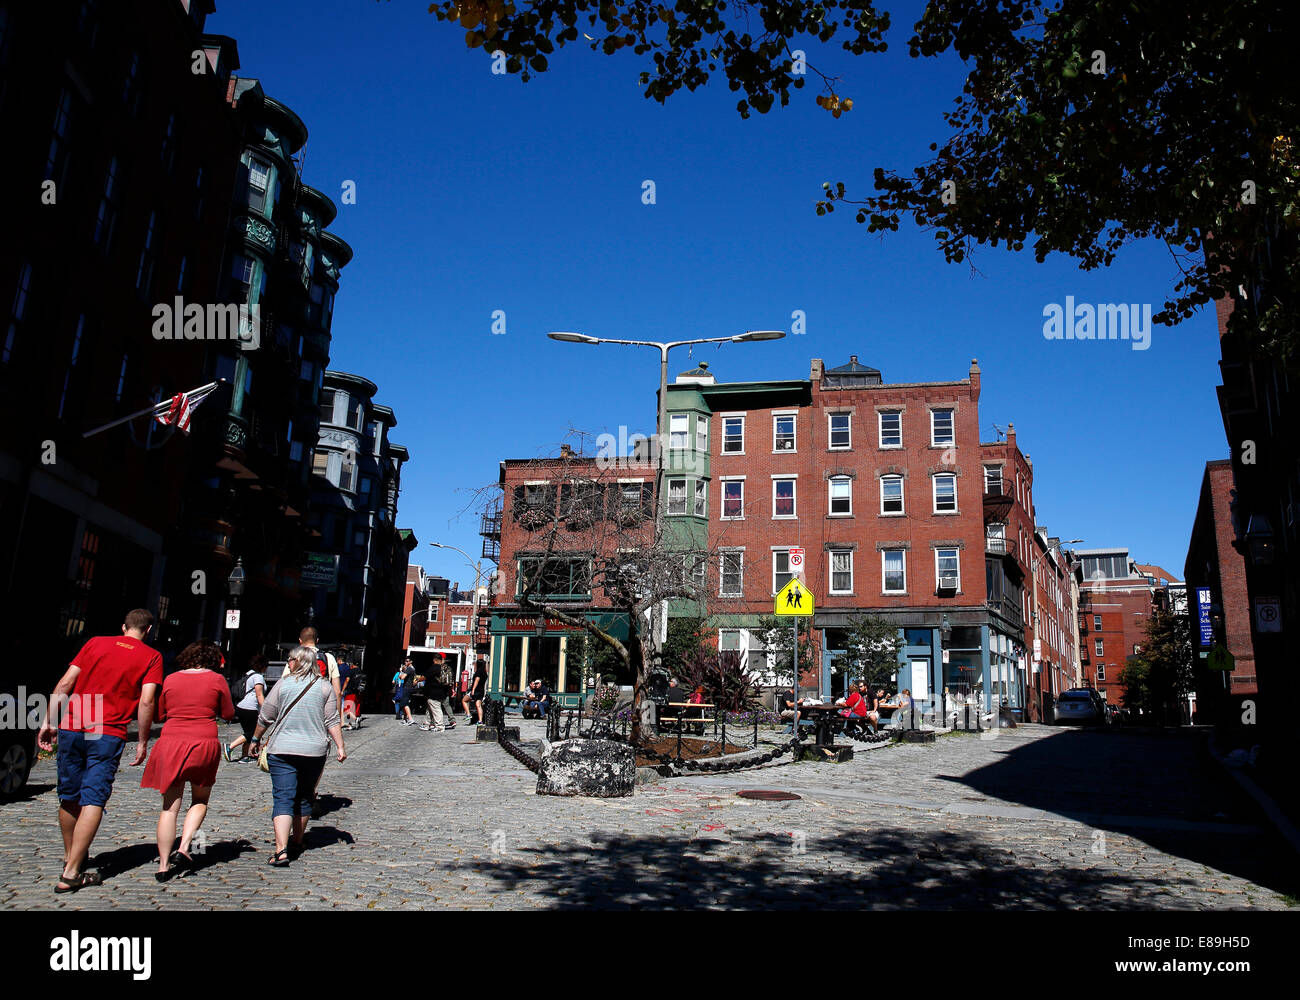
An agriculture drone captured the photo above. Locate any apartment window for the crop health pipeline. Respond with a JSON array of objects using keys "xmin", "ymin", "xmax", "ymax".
[
  {"xmin": 45, "ymin": 89, "xmax": 74, "ymax": 189},
  {"xmin": 882, "ymin": 549, "xmax": 906, "ymax": 593},
  {"xmin": 3, "ymin": 261, "xmax": 32, "ymax": 365},
  {"xmin": 289, "ymin": 440, "xmax": 304, "ymax": 463},
  {"xmin": 348, "ymin": 398, "xmax": 364, "ymax": 430},
  {"xmin": 311, "ymin": 450, "xmax": 329, "ymax": 477},
  {"xmin": 694, "ymin": 479, "xmax": 707, "ymax": 517},
  {"xmin": 721, "ymin": 480, "xmax": 744, "ymax": 519},
  {"xmin": 933, "ymin": 473, "xmax": 957, "ymax": 513},
  {"xmin": 719, "ymin": 628, "xmax": 742, "ymax": 652},
  {"xmin": 722, "ymin": 416, "xmax": 744, "ymax": 453},
  {"xmin": 247, "ymin": 157, "xmax": 272, "ymax": 214},
  {"xmin": 452, "ymin": 616, "xmax": 469, "ymax": 634},
  {"xmin": 984, "ymin": 466, "xmax": 1003, "ymax": 495},
  {"xmin": 773, "ymin": 477, "xmax": 796, "ymax": 518},
  {"xmin": 720, "ymin": 551, "xmax": 743, "ymax": 597},
  {"xmin": 94, "ymin": 156, "xmax": 120, "ymax": 250},
  {"xmin": 936, "ymin": 548, "xmax": 960, "ymax": 591},
  {"xmin": 773, "ymin": 550, "xmax": 793, "ymax": 593},
  {"xmin": 136, "ymin": 211, "xmax": 158, "ymax": 294},
  {"xmin": 829, "ymin": 476, "xmax": 852, "ymax": 515},
  {"xmin": 1096, "ymin": 664, "xmax": 1106, "ymax": 682},
  {"xmin": 160, "ymin": 113, "xmax": 177, "ymax": 173},
  {"xmin": 830, "ymin": 550, "xmax": 853, "ymax": 594},
  {"xmin": 667, "ymin": 478, "xmax": 687, "ymax": 515},
  {"xmin": 122, "ymin": 51, "xmax": 142, "ymax": 115},
  {"xmin": 669, "ymin": 413, "xmax": 689, "ymax": 450},
  {"xmin": 340, "ymin": 452, "xmax": 358, "ymax": 492},
  {"xmin": 880, "ymin": 475, "xmax": 904, "ymax": 515},
  {"xmin": 1093, "ymin": 614, "xmax": 1102, "ymax": 630},
  {"xmin": 319, "ymin": 388, "xmax": 336, "ymax": 424},
  {"xmin": 879, "ymin": 411, "xmax": 901, "ymax": 448},
  {"xmin": 931, "ymin": 409, "xmax": 955, "ymax": 446},
  {"xmin": 57, "ymin": 315, "xmax": 85, "ymax": 419},
  {"xmin": 987, "ymin": 523, "xmax": 1006, "ymax": 553},
  {"xmin": 828, "ymin": 413, "xmax": 851, "ymax": 450},
  {"xmin": 517, "ymin": 557, "xmax": 592, "ymax": 600},
  {"xmin": 696, "ymin": 415, "xmax": 708, "ymax": 453},
  {"xmin": 1095, "ymin": 638, "xmax": 1104, "ymax": 657},
  {"xmin": 773, "ymin": 414, "xmax": 796, "ymax": 452}
]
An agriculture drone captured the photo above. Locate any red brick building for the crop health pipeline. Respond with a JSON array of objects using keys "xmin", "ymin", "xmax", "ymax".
[
  {"xmin": 1075, "ymin": 548, "xmax": 1161, "ymax": 706},
  {"xmin": 1185, "ymin": 459, "xmax": 1258, "ymax": 720},
  {"xmin": 665, "ymin": 356, "xmax": 1039, "ymax": 716}
]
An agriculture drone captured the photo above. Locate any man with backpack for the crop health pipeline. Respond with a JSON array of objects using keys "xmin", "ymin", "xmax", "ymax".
[
  {"xmin": 337, "ymin": 660, "xmax": 363, "ymax": 730},
  {"xmin": 224, "ymin": 655, "xmax": 266, "ymax": 761},
  {"xmin": 298, "ymin": 628, "xmax": 340, "ymax": 818}
]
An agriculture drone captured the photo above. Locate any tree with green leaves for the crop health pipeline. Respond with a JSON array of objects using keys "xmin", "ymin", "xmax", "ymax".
[
  {"xmin": 833, "ymin": 614, "xmax": 901, "ymax": 691},
  {"xmin": 423, "ymin": 0, "xmax": 1298, "ymax": 359},
  {"xmin": 1139, "ymin": 604, "xmax": 1194, "ymax": 725},
  {"xmin": 661, "ymin": 616, "xmax": 708, "ymax": 677},
  {"xmin": 1116, "ymin": 656, "xmax": 1151, "ymax": 715}
]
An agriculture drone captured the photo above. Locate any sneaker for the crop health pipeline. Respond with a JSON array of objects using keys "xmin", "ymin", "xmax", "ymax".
[
  {"xmin": 222, "ymin": 742, "xmax": 236, "ymax": 762},
  {"xmin": 418, "ymin": 724, "xmax": 432, "ymax": 731}
]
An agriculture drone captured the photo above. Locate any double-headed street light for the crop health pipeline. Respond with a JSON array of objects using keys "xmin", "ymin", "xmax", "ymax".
[{"xmin": 546, "ymin": 328, "xmax": 786, "ymax": 690}]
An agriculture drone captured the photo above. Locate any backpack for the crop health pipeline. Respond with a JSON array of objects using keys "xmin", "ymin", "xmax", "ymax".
[
  {"xmin": 354, "ymin": 671, "xmax": 368, "ymax": 695},
  {"xmin": 229, "ymin": 670, "xmax": 253, "ymax": 705}
]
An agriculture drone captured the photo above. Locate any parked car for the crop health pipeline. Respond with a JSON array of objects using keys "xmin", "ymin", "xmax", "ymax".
[
  {"xmin": 0, "ymin": 684, "xmax": 39, "ymax": 797},
  {"xmin": 1054, "ymin": 688, "xmax": 1107, "ymax": 726}
]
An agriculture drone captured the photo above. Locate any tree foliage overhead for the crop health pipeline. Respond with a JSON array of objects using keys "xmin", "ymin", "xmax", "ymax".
[{"xmin": 422, "ymin": 0, "xmax": 1299, "ymax": 359}]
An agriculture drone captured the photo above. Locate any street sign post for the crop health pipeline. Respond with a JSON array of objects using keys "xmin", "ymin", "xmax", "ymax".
[
  {"xmin": 225, "ymin": 609, "xmax": 241, "ymax": 630},
  {"xmin": 788, "ymin": 547, "xmax": 804, "ymax": 572},
  {"xmin": 774, "ymin": 578, "xmax": 814, "ymax": 617}
]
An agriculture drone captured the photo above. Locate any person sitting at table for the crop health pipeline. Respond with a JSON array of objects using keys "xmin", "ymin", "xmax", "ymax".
[
  {"xmin": 687, "ymin": 685, "xmax": 707, "ymax": 734},
  {"xmin": 839, "ymin": 682, "xmax": 872, "ymax": 736},
  {"xmin": 666, "ymin": 677, "xmax": 687, "ymax": 705},
  {"xmin": 779, "ymin": 688, "xmax": 799, "ymax": 733}
]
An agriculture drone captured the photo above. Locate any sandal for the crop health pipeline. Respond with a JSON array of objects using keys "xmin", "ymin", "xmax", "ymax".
[
  {"xmin": 55, "ymin": 870, "xmax": 103, "ymax": 893},
  {"xmin": 267, "ymin": 848, "xmax": 291, "ymax": 867}
]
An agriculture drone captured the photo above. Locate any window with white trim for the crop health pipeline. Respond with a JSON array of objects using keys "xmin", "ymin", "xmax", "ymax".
[
  {"xmin": 1093, "ymin": 614, "xmax": 1102, "ymax": 630},
  {"xmin": 1096, "ymin": 664, "xmax": 1106, "ymax": 682},
  {"xmin": 720, "ymin": 551, "xmax": 743, "ymax": 597},
  {"xmin": 773, "ymin": 477, "xmax": 796, "ymax": 518},
  {"xmin": 828, "ymin": 413, "xmax": 850, "ymax": 450},
  {"xmin": 773, "ymin": 550, "xmax": 793, "ymax": 593},
  {"xmin": 879, "ymin": 410, "xmax": 901, "ymax": 448},
  {"xmin": 773, "ymin": 414, "xmax": 796, "ymax": 452},
  {"xmin": 881, "ymin": 475, "xmax": 904, "ymax": 515},
  {"xmin": 669, "ymin": 413, "xmax": 689, "ymax": 450},
  {"xmin": 694, "ymin": 479, "xmax": 707, "ymax": 517},
  {"xmin": 1095, "ymin": 637, "xmax": 1104, "ymax": 657},
  {"xmin": 667, "ymin": 477, "xmax": 687, "ymax": 515},
  {"xmin": 935, "ymin": 548, "xmax": 960, "ymax": 591},
  {"xmin": 719, "ymin": 628, "xmax": 742, "ymax": 652},
  {"xmin": 721, "ymin": 480, "xmax": 744, "ymax": 519},
  {"xmin": 829, "ymin": 476, "xmax": 852, "ymax": 515},
  {"xmin": 984, "ymin": 465, "xmax": 1002, "ymax": 495},
  {"xmin": 933, "ymin": 473, "xmax": 957, "ymax": 513},
  {"xmin": 882, "ymin": 549, "xmax": 906, "ymax": 594},
  {"xmin": 696, "ymin": 415, "xmax": 708, "ymax": 453},
  {"xmin": 930, "ymin": 408, "xmax": 954, "ymax": 445},
  {"xmin": 722, "ymin": 416, "xmax": 744, "ymax": 453},
  {"xmin": 830, "ymin": 550, "xmax": 853, "ymax": 594}
]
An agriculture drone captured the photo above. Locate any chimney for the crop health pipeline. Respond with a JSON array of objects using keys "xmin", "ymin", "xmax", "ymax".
[
  {"xmin": 560, "ymin": 443, "xmax": 573, "ymax": 458},
  {"xmin": 811, "ymin": 358, "xmax": 824, "ymax": 382},
  {"xmin": 969, "ymin": 358, "xmax": 981, "ymax": 401},
  {"xmin": 1006, "ymin": 421, "xmax": 1016, "ymax": 450}
]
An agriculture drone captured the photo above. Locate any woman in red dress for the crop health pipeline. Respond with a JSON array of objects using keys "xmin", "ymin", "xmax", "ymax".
[{"xmin": 141, "ymin": 640, "xmax": 235, "ymax": 881}]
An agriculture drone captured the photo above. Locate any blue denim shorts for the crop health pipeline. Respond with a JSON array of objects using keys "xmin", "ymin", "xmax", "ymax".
[
  {"xmin": 57, "ymin": 730, "xmax": 126, "ymax": 808},
  {"xmin": 268, "ymin": 753, "xmax": 326, "ymax": 818}
]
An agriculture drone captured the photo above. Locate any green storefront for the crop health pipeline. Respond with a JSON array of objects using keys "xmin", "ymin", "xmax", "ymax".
[{"xmin": 487, "ymin": 611, "xmax": 631, "ymax": 707}]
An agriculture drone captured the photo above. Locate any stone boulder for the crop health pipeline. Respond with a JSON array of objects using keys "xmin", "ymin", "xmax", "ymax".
[{"xmin": 536, "ymin": 738, "xmax": 635, "ymax": 798}]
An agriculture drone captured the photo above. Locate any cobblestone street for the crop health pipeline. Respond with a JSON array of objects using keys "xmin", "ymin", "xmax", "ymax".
[{"xmin": 1, "ymin": 719, "xmax": 1293, "ymax": 910}]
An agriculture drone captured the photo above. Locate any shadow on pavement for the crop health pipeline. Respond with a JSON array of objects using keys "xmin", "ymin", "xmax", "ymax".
[
  {"xmin": 88, "ymin": 842, "xmax": 157, "ymax": 881},
  {"xmin": 458, "ymin": 827, "xmax": 1247, "ymax": 910},
  {"xmin": 0, "ymin": 782, "xmax": 55, "ymax": 804},
  {"xmin": 312, "ymin": 794, "xmax": 352, "ymax": 819},
  {"xmin": 172, "ymin": 837, "xmax": 259, "ymax": 875},
  {"xmin": 302, "ymin": 825, "xmax": 354, "ymax": 851},
  {"xmin": 940, "ymin": 728, "xmax": 1299, "ymax": 897}
]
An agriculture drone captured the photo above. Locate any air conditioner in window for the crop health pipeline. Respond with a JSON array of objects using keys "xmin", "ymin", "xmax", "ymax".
[
  {"xmin": 938, "ymin": 574, "xmax": 959, "ymax": 591},
  {"xmin": 776, "ymin": 439, "xmax": 794, "ymax": 450}
]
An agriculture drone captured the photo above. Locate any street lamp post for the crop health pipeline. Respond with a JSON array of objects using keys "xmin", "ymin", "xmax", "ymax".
[
  {"xmin": 428, "ymin": 540, "xmax": 487, "ymax": 678},
  {"xmin": 226, "ymin": 558, "xmax": 245, "ymax": 669},
  {"xmin": 547, "ymin": 329, "xmax": 785, "ymax": 720}
]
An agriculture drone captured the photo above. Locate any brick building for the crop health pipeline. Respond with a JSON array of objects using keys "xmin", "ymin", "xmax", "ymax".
[
  {"xmin": 1027, "ymin": 529, "xmax": 1081, "ymax": 722},
  {"xmin": 1074, "ymin": 548, "xmax": 1161, "ymax": 706},
  {"xmin": 1185, "ymin": 459, "xmax": 1258, "ymax": 722},
  {"xmin": 664, "ymin": 356, "xmax": 1040, "ymax": 716}
]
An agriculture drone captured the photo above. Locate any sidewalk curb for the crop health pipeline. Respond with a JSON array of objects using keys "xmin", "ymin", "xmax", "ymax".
[{"xmin": 1207, "ymin": 735, "xmax": 1300, "ymax": 860}]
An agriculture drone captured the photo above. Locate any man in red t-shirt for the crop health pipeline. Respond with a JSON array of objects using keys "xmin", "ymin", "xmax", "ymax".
[{"xmin": 37, "ymin": 608, "xmax": 162, "ymax": 893}]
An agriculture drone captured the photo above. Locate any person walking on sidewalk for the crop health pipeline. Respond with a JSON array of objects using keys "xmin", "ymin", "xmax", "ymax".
[
  {"xmin": 36, "ymin": 609, "xmax": 163, "ymax": 893},
  {"xmin": 142, "ymin": 640, "xmax": 236, "ymax": 881},
  {"xmin": 224, "ymin": 654, "xmax": 266, "ymax": 762},
  {"xmin": 248, "ymin": 646, "xmax": 346, "ymax": 867}
]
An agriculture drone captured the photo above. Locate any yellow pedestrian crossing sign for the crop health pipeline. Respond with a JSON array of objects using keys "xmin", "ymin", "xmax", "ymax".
[{"xmin": 774, "ymin": 579, "xmax": 814, "ymax": 616}]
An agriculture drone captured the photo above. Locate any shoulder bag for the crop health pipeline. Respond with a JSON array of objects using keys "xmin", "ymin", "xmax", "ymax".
[{"xmin": 257, "ymin": 675, "xmax": 320, "ymax": 773}]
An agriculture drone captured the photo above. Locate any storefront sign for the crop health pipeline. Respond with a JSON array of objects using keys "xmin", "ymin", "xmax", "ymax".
[
  {"xmin": 302, "ymin": 552, "xmax": 338, "ymax": 590},
  {"xmin": 1196, "ymin": 587, "xmax": 1214, "ymax": 647},
  {"xmin": 504, "ymin": 616, "xmax": 581, "ymax": 632}
]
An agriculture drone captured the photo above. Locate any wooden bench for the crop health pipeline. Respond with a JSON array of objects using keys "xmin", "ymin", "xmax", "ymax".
[{"xmin": 657, "ymin": 701, "xmax": 713, "ymax": 736}]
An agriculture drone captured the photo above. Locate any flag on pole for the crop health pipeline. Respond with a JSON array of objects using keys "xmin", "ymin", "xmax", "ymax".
[{"xmin": 153, "ymin": 382, "xmax": 219, "ymax": 434}]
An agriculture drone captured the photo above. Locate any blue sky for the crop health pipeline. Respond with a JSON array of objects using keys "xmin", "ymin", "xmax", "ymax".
[{"xmin": 216, "ymin": 0, "xmax": 1226, "ymax": 583}]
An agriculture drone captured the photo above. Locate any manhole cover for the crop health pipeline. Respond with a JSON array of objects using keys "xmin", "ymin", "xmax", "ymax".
[{"xmin": 736, "ymin": 790, "xmax": 801, "ymax": 801}]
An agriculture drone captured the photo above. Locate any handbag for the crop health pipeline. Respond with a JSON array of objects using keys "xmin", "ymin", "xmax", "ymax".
[{"xmin": 257, "ymin": 674, "xmax": 321, "ymax": 772}]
